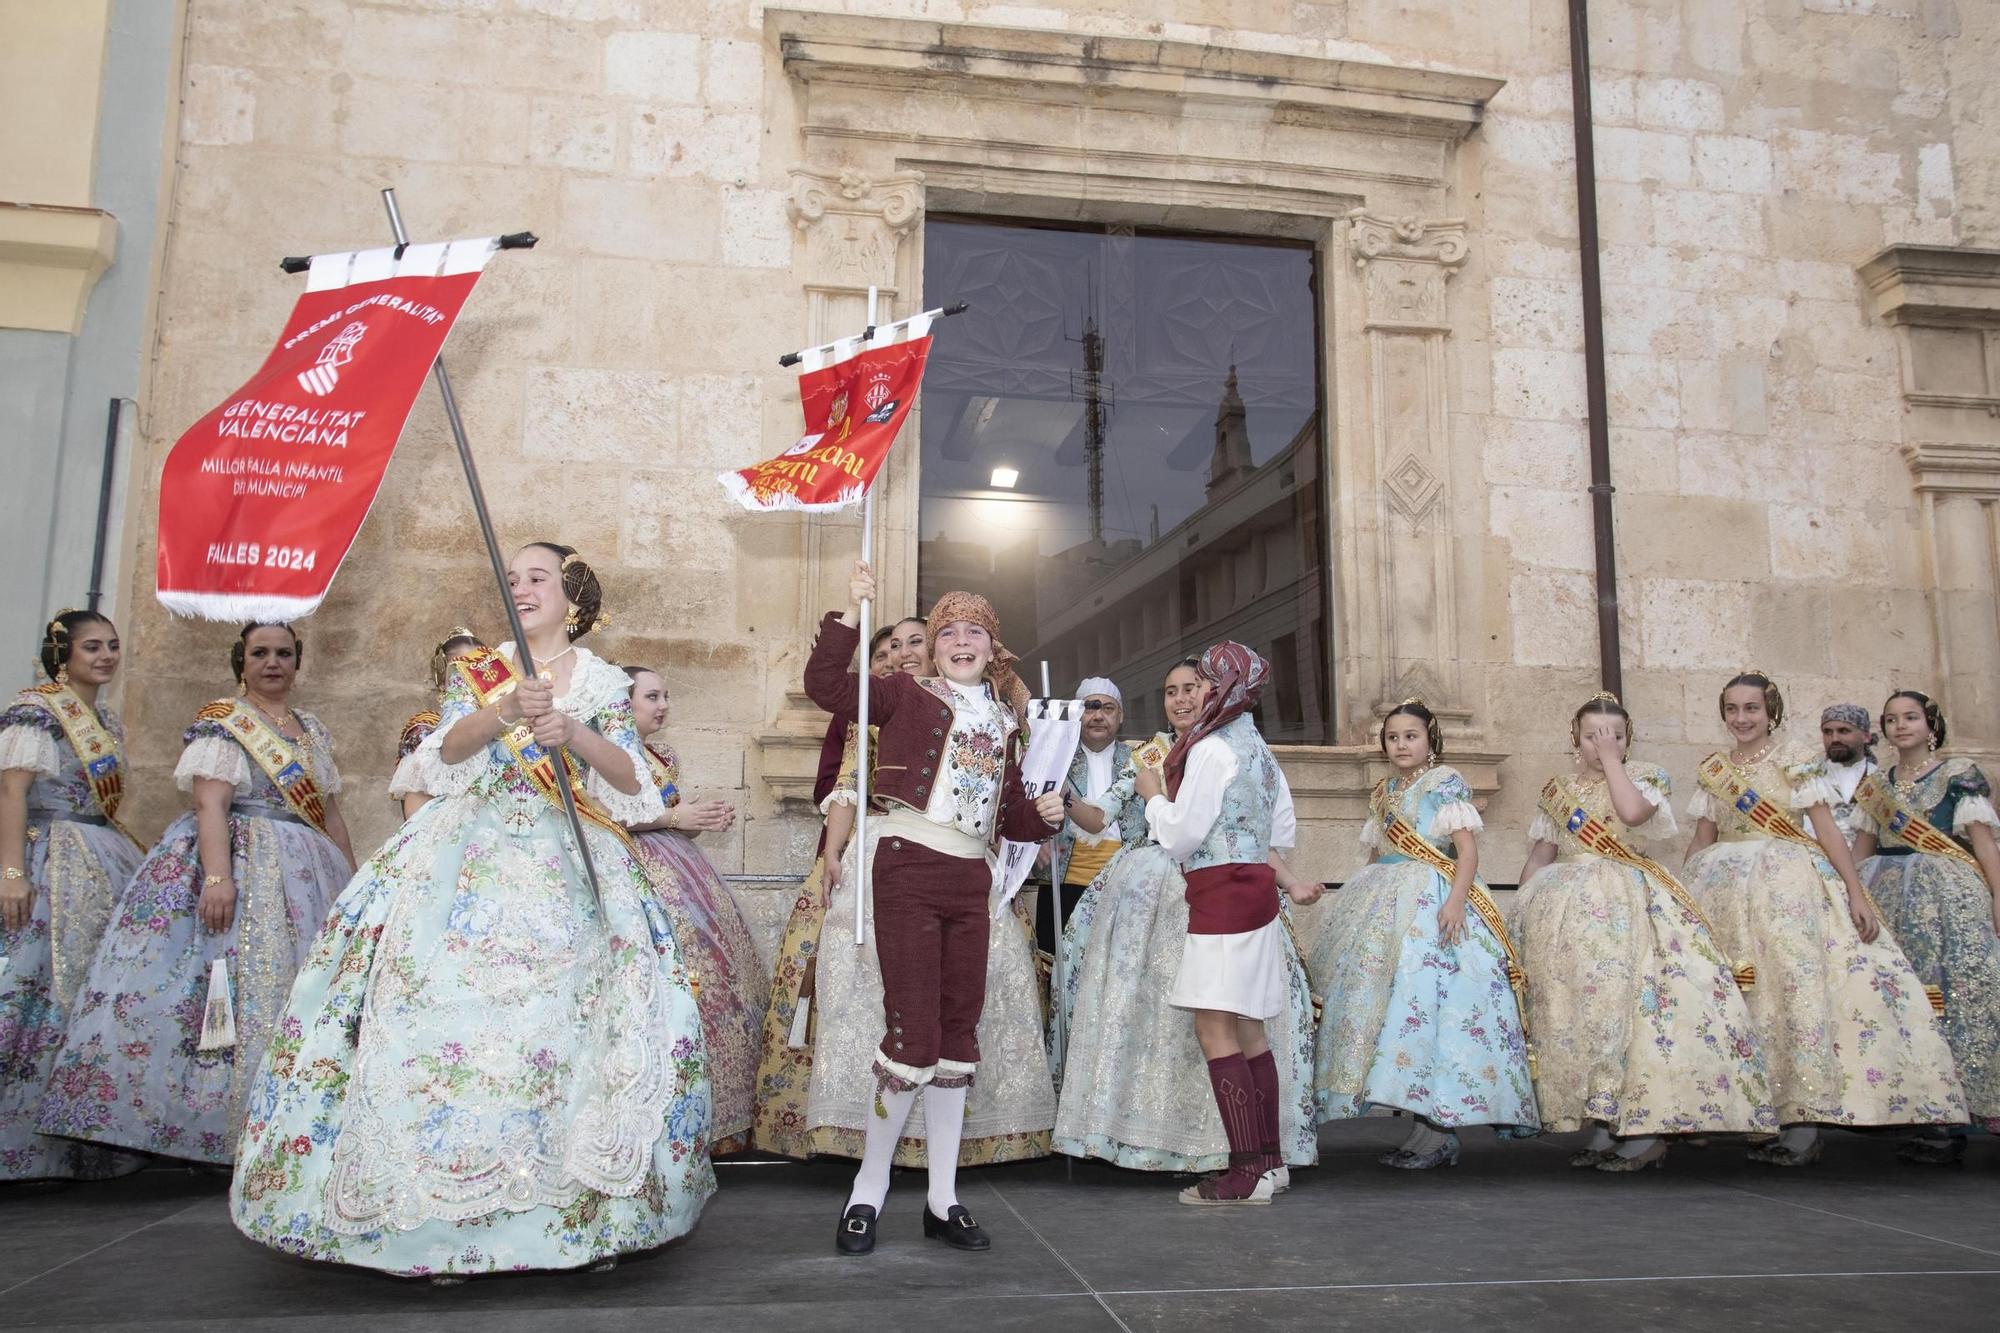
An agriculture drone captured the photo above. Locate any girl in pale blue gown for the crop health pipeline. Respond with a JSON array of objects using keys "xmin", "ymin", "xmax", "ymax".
[
  {"xmin": 229, "ymin": 544, "xmax": 713, "ymax": 1278},
  {"xmin": 1307, "ymin": 700, "xmax": 1536, "ymax": 1167}
]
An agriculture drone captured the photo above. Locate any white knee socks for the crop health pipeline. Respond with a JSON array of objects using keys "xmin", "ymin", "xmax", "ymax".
[
  {"xmin": 1614, "ymin": 1134, "xmax": 1659, "ymax": 1159},
  {"xmin": 845, "ymin": 1084, "xmax": 918, "ymax": 1215},
  {"xmin": 1402, "ymin": 1119, "xmax": 1452, "ymax": 1156},
  {"xmin": 924, "ymin": 1083, "xmax": 968, "ymax": 1217},
  {"xmin": 1778, "ymin": 1124, "xmax": 1820, "ymax": 1154},
  {"xmin": 1586, "ymin": 1124, "xmax": 1614, "ymax": 1153}
]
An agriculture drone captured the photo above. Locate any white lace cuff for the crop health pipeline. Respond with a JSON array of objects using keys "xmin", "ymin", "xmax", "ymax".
[
  {"xmin": 1526, "ymin": 810, "xmax": 1558, "ymax": 844},
  {"xmin": 175, "ymin": 735, "xmax": 250, "ymax": 791},
  {"xmin": 0, "ymin": 723, "xmax": 60, "ymax": 778},
  {"xmin": 1849, "ymin": 805, "xmax": 1881, "ymax": 837},
  {"xmin": 586, "ymin": 748, "xmax": 665, "ymax": 825},
  {"xmin": 1953, "ymin": 796, "xmax": 1999, "ymax": 836},
  {"xmin": 819, "ymin": 787, "xmax": 859, "ymax": 815},
  {"xmin": 386, "ymin": 750, "xmax": 432, "ymax": 800},
  {"xmin": 1788, "ymin": 773, "xmax": 1841, "ymax": 812},
  {"xmin": 1358, "ymin": 815, "xmax": 1382, "ymax": 852},
  {"xmin": 1686, "ymin": 788, "xmax": 1717, "ymax": 823},
  {"xmin": 1631, "ymin": 779, "xmax": 1678, "ymax": 839},
  {"xmin": 415, "ymin": 719, "xmax": 484, "ymax": 798},
  {"xmin": 1431, "ymin": 801, "xmax": 1484, "ymax": 836}
]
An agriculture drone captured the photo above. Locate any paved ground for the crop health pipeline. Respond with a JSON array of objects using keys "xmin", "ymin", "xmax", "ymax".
[{"xmin": 3, "ymin": 1121, "xmax": 1997, "ymax": 1331}]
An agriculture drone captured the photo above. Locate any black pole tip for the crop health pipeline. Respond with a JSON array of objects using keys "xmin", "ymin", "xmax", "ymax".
[
  {"xmin": 499, "ymin": 231, "xmax": 539, "ymax": 250},
  {"xmin": 279, "ymin": 256, "xmax": 310, "ymax": 274},
  {"xmin": 942, "ymin": 301, "xmax": 970, "ymax": 316},
  {"xmin": 778, "ymin": 352, "xmax": 803, "ymax": 367}
]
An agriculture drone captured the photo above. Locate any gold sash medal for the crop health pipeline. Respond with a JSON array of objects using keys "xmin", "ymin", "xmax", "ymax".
[
  {"xmin": 453, "ymin": 647, "xmax": 635, "ymax": 851},
  {"xmin": 1536, "ymin": 776, "xmax": 1754, "ymax": 988},
  {"xmin": 1855, "ymin": 772, "xmax": 1981, "ymax": 870},
  {"xmin": 645, "ymin": 744, "xmax": 682, "ymax": 809},
  {"xmin": 194, "ymin": 699, "xmax": 330, "ymax": 834},
  {"xmin": 25, "ymin": 682, "xmax": 143, "ymax": 849}
]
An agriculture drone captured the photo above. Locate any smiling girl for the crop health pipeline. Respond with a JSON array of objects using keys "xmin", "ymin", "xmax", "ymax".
[
  {"xmin": 40, "ymin": 623, "xmax": 355, "ymax": 1168},
  {"xmin": 0, "ymin": 611, "xmax": 147, "ymax": 1180},
  {"xmin": 1306, "ymin": 699, "xmax": 1536, "ymax": 1169},
  {"xmin": 1683, "ymin": 671, "xmax": 1964, "ymax": 1165},
  {"xmin": 1849, "ymin": 690, "xmax": 2000, "ymax": 1158},
  {"xmin": 804, "ymin": 561, "xmax": 1064, "ymax": 1256},
  {"xmin": 227, "ymin": 543, "xmax": 713, "ymax": 1278}
]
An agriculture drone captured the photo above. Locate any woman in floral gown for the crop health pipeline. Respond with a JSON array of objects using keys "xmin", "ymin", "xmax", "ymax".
[
  {"xmin": 1054, "ymin": 660, "xmax": 1318, "ymax": 1175},
  {"xmin": 40, "ymin": 623, "xmax": 355, "ymax": 1166},
  {"xmin": 228, "ymin": 543, "xmax": 712, "ymax": 1278},
  {"xmin": 1, "ymin": 611, "xmax": 147, "ymax": 1180},
  {"xmin": 1512, "ymin": 693, "xmax": 1775, "ymax": 1172},
  {"xmin": 1851, "ymin": 689, "xmax": 2000, "ymax": 1160},
  {"xmin": 1307, "ymin": 700, "xmax": 1537, "ymax": 1168},
  {"xmin": 624, "ymin": 664, "xmax": 765, "ymax": 1153},
  {"xmin": 1682, "ymin": 671, "xmax": 1964, "ymax": 1166}
]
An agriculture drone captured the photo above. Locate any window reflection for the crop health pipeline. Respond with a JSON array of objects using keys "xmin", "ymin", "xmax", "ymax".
[{"xmin": 918, "ymin": 218, "xmax": 1331, "ymax": 744}]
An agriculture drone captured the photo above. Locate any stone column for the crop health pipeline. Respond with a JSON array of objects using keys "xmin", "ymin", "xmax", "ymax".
[{"xmin": 1347, "ymin": 211, "xmax": 1472, "ymax": 728}]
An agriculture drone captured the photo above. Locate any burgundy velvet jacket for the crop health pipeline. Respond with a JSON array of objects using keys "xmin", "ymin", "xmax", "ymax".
[
  {"xmin": 812, "ymin": 717, "xmax": 850, "ymax": 810},
  {"xmin": 804, "ymin": 612, "xmax": 1060, "ymax": 848}
]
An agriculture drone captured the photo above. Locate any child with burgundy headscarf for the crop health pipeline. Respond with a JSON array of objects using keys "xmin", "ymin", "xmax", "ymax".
[
  {"xmin": 805, "ymin": 561, "xmax": 1063, "ymax": 1255},
  {"xmin": 1133, "ymin": 641, "xmax": 1314, "ymax": 1204}
]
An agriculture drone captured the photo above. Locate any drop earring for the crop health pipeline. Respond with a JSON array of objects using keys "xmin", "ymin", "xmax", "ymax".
[{"xmin": 55, "ymin": 663, "xmax": 69, "ymax": 686}]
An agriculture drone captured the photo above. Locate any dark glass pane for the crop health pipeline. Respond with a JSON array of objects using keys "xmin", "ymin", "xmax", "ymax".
[{"xmin": 919, "ymin": 217, "xmax": 1331, "ymax": 745}]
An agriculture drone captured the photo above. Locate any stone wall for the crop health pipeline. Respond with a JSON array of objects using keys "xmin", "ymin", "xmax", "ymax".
[{"xmin": 102, "ymin": 1, "xmax": 2000, "ymax": 907}]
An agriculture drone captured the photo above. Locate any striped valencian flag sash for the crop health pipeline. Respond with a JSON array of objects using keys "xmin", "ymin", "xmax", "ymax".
[
  {"xmin": 24, "ymin": 683, "xmax": 143, "ymax": 849},
  {"xmin": 196, "ymin": 699, "xmax": 329, "ymax": 834}
]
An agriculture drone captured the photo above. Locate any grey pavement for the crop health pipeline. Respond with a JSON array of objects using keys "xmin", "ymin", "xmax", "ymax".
[{"xmin": 3, "ymin": 1120, "xmax": 1997, "ymax": 1331}]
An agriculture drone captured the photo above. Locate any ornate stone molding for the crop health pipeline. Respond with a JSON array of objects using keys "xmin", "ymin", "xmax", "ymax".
[
  {"xmin": 1859, "ymin": 243, "xmax": 2000, "ymax": 328},
  {"xmin": 787, "ymin": 167, "xmax": 924, "ymax": 299},
  {"xmin": 1350, "ymin": 212, "xmax": 1468, "ymax": 333},
  {"xmin": 0, "ymin": 202, "xmax": 116, "ymax": 333},
  {"xmin": 769, "ymin": 9, "xmax": 1504, "ymax": 143}
]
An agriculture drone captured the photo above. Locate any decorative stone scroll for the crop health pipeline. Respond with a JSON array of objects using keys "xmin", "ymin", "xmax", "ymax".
[{"xmin": 1349, "ymin": 211, "xmax": 1473, "ymax": 721}]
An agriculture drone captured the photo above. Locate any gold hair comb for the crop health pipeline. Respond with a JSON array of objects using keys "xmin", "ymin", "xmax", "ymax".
[{"xmin": 1587, "ymin": 689, "xmax": 1620, "ymax": 705}]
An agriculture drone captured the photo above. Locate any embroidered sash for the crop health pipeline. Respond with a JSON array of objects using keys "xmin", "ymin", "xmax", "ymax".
[
  {"xmin": 645, "ymin": 744, "xmax": 682, "ymax": 808},
  {"xmin": 195, "ymin": 699, "xmax": 329, "ymax": 834},
  {"xmin": 25, "ymin": 683, "xmax": 142, "ymax": 849},
  {"xmin": 1375, "ymin": 800, "xmax": 1533, "ymax": 1069},
  {"xmin": 1537, "ymin": 776, "xmax": 1755, "ymax": 988},
  {"xmin": 1129, "ymin": 735, "xmax": 1170, "ymax": 772},
  {"xmin": 1855, "ymin": 772, "xmax": 1980, "ymax": 870},
  {"xmin": 1695, "ymin": 753, "xmax": 1822, "ymax": 850},
  {"xmin": 452, "ymin": 647, "xmax": 634, "ymax": 851},
  {"xmin": 398, "ymin": 709, "xmax": 441, "ymax": 760}
]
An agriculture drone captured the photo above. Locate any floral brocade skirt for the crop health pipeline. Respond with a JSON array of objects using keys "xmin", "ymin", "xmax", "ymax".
[
  {"xmin": 1686, "ymin": 836, "xmax": 1965, "ymax": 1127},
  {"xmin": 227, "ymin": 794, "xmax": 714, "ymax": 1276},
  {"xmin": 1861, "ymin": 849, "xmax": 2000, "ymax": 1128},
  {"xmin": 1053, "ymin": 843, "xmax": 1317, "ymax": 1171},
  {"xmin": 1511, "ymin": 854, "xmax": 1776, "ymax": 1135},
  {"xmin": 38, "ymin": 810, "xmax": 349, "ymax": 1165},
  {"xmin": 1306, "ymin": 858, "xmax": 1537, "ymax": 1132},
  {"xmin": 633, "ymin": 829, "xmax": 766, "ymax": 1151},
  {"xmin": 787, "ymin": 828, "xmax": 1053, "ymax": 1167},
  {"xmin": 2, "ymin": 818, "xmax": 145, "ymax": 1181}
]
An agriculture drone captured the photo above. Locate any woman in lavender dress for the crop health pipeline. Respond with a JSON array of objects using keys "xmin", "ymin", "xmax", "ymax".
[{"xmin": 38, "ymin": 623, "xmax": 355, "ymax": 1165}]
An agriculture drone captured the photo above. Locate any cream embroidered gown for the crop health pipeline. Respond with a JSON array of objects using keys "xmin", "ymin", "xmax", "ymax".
[
  {"xmin": 1684, "ymin": 745, "xmax": 1965, "ymax": 1128},
  {"xmin": 1511, "ymin": 764, "xmax": 1776, "ymax": 1135}
]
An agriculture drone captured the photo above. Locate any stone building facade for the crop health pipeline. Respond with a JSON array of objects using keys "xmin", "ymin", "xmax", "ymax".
[{"xmin": 12, "ymin": 1, "xmax": 2000, "ymax": 942}]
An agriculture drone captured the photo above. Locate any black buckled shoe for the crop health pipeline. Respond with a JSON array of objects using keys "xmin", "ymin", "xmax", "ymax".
[
  {"xmin": 921, "ymin": 1204, "xmax": 991, "ymax": 1251},
  {"xmin": 835, "ymin": 1203, "xmax": 878, "ymax": 1256}
]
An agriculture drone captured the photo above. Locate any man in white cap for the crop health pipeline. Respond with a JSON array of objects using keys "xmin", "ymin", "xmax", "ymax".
[{"xmin": 1036, "ymin": 676, "xmax": 1131, "ymax": 954}]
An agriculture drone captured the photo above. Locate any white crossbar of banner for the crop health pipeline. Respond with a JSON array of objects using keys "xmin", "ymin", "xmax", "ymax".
[{"xmin": 305, "ymin": 237, "xmax": 499, "ymax": 292}]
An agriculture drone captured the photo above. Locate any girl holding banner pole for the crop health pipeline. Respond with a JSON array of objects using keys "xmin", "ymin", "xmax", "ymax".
[
  {"xmin": 227, "ymin": 542, "xmax": 713, "ymax": 1277},
  {"xmin": 0, "ymin": 611, "xmax": 148, "ymax": 1181},
  {"xmin": 39, "ymin": 624, "xmax": 355, "ymax": 1166},
  {"xmin": 1681, "ymin": 671, "xmax": 1965, "ymax": 1166},
  {"xmin": 805, "ymin": 561, "xmax": 1063, "ymax": 1256}
]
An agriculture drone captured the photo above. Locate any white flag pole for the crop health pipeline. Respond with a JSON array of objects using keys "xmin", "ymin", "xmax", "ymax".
[
  {"xmin": 1042, "ymin": 661, "xmax": 1068, "ymax": 1070},
  {"xmin": 852, "ymin": 285, "xmax": 880, "ymax": 949}
]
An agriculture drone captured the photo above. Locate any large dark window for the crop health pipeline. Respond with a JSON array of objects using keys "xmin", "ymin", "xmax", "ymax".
[{"xmin": 918, "ymin": 218, "xmax": 1332, "ymax": 744}]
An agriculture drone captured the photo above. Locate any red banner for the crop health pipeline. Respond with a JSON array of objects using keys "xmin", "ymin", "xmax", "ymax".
[
  {"xmin": 719, "ymin": 328, "xmax": 932, "ymax": 513},
  {"xmin": 155, "ymin": 258, "xmax": 489, "ymax": 620}
]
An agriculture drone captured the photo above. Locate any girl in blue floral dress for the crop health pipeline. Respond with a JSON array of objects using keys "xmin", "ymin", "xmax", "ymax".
[
  {"xmin": 228, "ymin": 543, "xmax": 713, "ymax": 1278},
  {"xmin": 1306, "ymin": 700, "xmax": 1536, "ymax": 1168},
  {"xmin": 0, "ymin": 611, "xmax": 148, "ymax": 1180}
]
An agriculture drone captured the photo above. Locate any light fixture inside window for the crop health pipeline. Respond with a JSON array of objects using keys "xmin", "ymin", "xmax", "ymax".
[{"xmin": 989, "ymin": 466, "xmax": 1019, "ymax": 489}]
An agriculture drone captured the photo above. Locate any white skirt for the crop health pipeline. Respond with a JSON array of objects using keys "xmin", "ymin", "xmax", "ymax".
[{"xmin": 1169, "ymin": 918, "xmax": 1289, "ymax": 1019}]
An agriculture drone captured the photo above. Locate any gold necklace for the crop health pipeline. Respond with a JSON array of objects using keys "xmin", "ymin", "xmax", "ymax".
[
  {"xmin": 1728, "ymin": 735, "xmax": 1777, "ymax": 767},
  {"xmin": 1892, "ymin": 760, "xmax": 1940, "ymax": 803}
]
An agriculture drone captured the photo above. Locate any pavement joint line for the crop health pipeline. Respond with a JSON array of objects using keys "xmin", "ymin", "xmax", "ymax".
[
  {"xmin": 0, "ymin": 1198, "xmax": 212, "ymax": 1299},
  {"xmin": 1088, "ymin": 1268, "xmax": 2000, "ymax": 1298},
  {"xmin": 1712, "ymin": 1182, "xmax": 2000, "ymax": 1259},
  {"xmin": 981, "ymin": 1178, "xmax": 1137, "ymax": 1333}
]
